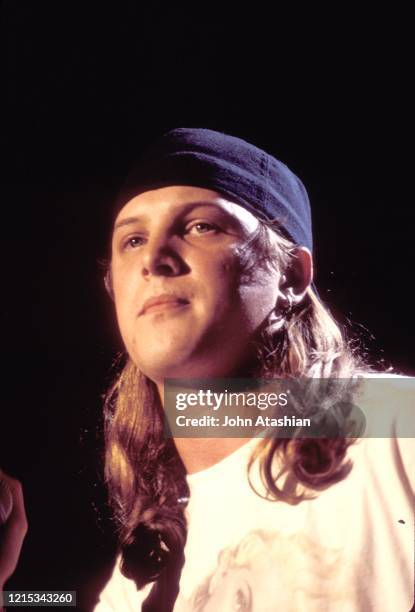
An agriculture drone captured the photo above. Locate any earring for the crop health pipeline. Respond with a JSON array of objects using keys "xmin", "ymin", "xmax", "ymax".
[{"xmin": 265, "ymin": 294, "xmax": 293, "ymax": 334}]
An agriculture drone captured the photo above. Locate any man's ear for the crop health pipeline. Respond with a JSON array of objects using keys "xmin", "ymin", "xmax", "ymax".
[
  {"xmin": 280, "ymin": 247, "xmax": 313, "ymax": 306},
  {"xmin": 104, "ymin": 268, "xmax": 114, "ymax": 301}
]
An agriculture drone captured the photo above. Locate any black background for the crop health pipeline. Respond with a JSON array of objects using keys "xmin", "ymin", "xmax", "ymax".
[{"xmin": 1, "ymin": 3, "xmax": 413, "ymax": 610}]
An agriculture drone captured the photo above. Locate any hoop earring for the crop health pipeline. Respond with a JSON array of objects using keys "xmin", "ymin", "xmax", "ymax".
[{"xmin": 265, "ymin": 295, "xmax": 293, "ymax": 334}]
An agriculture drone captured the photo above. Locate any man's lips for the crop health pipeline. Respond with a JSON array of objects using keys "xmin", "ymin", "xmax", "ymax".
[{"xmin": 139, "ymin": 294, "xmax": 190, "ymax": 316}]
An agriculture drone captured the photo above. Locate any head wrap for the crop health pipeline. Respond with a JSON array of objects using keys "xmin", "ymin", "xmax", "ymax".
[{"xmin": 116, "ymin": 127, "xmax": 313, "ymax": 252}]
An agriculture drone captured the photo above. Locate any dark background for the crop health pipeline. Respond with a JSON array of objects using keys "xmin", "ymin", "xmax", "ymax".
[{"xmin": 1, "ymin": 3, "xmax": 413, "ymax": 610}]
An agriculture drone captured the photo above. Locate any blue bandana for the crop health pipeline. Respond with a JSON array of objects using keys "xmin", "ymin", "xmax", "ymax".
[{"xmin": 116, "ymin": 128, "xmax": 313, "ymax": 252}]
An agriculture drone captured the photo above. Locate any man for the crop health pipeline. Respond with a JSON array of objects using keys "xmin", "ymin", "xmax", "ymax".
[{"xmin": 95, "ymin": 128, "xmax": 414, "ymax": 611}]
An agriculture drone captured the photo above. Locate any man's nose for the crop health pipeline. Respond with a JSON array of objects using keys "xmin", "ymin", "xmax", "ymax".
[{"xmin": 141, "ymin": 236, "xmax": 184, "ymax": 277}]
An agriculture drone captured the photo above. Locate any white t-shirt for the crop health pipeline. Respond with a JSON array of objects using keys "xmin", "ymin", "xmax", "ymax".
[{"xmin": 95, "ymin": 376, "xmax": 415, "ymax": 611}]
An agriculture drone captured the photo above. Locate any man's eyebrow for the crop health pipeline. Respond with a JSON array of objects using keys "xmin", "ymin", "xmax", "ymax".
[
  {"xmin": 113, "ymin": 200, "xmax": 236, "ymax": 230},
  {"xmin": 114, "ymin": 216, "xmax": 145, "ymax": 230}
]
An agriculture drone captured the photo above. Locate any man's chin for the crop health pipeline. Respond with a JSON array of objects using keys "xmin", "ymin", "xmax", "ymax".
[{"xmin": 135, "ymin": 352, "xmax": 199, "ymax": 383}]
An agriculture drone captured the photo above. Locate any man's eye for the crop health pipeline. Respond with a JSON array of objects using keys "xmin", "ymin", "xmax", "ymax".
[
  {"xmin": 123, "ymin": 235, "xmax": 146, "ymax": 249},
  {"xmin": 186, "ymin": 222, "xmax": 220, "ymax": 235}
]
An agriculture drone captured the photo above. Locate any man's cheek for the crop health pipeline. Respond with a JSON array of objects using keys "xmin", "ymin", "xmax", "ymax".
[{"xmin": 212, "ymin": 258, "xmax": 242, "ymax": 290}]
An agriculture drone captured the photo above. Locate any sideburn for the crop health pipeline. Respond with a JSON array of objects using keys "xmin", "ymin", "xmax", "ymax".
[{"xmin": 232, "ymin": 224, "xmax": 289, "ymax": 287}]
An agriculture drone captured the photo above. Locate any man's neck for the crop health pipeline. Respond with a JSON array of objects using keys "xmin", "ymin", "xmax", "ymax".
[
  {"xmin": 173, "ymin": 436, "xmax": 252, "ymax": 474},
  {"xmin": 155, "ymin": 380, "xmax": 254, "ymax": 474}
]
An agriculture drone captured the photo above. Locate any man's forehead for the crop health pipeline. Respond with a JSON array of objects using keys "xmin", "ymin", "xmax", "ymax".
[{"xmin": 113, "ymin": 186, "xmax": 260, "ymax": 234}]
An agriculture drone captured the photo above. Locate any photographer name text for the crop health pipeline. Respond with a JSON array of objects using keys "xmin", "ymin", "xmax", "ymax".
[{"xmin": 175, "ymin": 414, "xmax": 311, "ymax": 428}]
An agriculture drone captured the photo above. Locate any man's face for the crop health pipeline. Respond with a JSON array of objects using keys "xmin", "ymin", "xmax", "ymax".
[{"xmin": 111, "ymin": 186, "xmax": 282, "ymax": 383}]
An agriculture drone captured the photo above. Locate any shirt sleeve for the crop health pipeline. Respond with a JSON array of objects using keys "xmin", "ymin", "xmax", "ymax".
[{"xmin": 93, "ymin": 555, "xmax": 153, "ymax": 612}]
